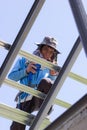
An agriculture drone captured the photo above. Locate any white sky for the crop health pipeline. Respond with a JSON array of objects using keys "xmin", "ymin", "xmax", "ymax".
[{"xmin": 0, "ymin": 0, "xmax": 87, "ymax": 130}]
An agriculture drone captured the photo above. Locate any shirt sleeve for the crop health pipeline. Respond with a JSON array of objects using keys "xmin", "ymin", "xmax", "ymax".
[
  {"xmin": 8, "ymin": 58, "xmax": 28, "ymax": 81},
  {"xmin": 48, "ymin": 73, "xmax": 57, "ymax": 82}
]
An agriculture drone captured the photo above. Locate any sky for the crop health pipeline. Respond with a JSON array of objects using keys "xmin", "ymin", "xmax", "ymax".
[{"xmin": 0, "ymin": 0, "xmax": 87, "ymax": 130}]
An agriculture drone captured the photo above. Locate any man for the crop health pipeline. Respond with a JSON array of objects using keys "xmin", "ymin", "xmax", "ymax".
[{"xmin": 8, "ymin": 36, "xmax": 60, "ymax": 130}]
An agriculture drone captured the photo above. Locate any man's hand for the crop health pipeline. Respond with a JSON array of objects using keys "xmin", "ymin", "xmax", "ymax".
[
  {"xmin": 26, "ymin": 62, "xmax": 37, "ymax": 74},
  {"xmin": 50, "ymin": 70, "xmax": 59, "ymax": 76}
]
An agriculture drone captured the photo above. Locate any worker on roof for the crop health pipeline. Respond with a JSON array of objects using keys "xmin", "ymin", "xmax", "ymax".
[{"xmin": 8, "ymin": 36, "xmax": 60, "ymax": 130}]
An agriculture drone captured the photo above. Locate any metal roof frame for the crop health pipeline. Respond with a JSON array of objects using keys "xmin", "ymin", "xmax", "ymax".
[{"xmin": 0, "ymin": 0, "xmax": 87, "ymax": 130}]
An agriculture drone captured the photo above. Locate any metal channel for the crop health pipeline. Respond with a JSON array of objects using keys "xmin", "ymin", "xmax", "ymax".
[
  {"xmin": 0, "ymin": 0, "xmax": 45, "ymax": 86},
  {"xmin": 29, "ymin": 36, "xmax": 82, "ymax": 130},
  {"xmin": 69, "ymin": 0, "xmax": 87, "ymax": 55},
  {"xmin": 4, "ymin": 78, "xmax": 71, "ymax": 108},
  {"xmin": 0, "ymin": 103, "xmax": 51, "ymax": 129},
  {"xmin": 0, "ymin": 103, "xmax": 34, "ymax": 125}
]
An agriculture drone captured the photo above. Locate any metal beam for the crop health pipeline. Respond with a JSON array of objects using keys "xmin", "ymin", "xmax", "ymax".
[
  {"xmin": 68, "ymin": 72, "xmax": 87, "ymax": 85},
  {"xmin": 0, "ymin": 0, "xmax": 46, "ymax": 86},
  {"xmin": 0, "ymin": 40, "xmax": 60, "ymax": 71},
  {"xmin": 0, "ymin": 103, "xmax": 34, "ymax": 125},
  {"xmin": 0, "ymin": 103, "xmax": 51, "ymax": 129},
  {"xmin": 69, "ymin": 0, "xmax": 87, "ymax": 56},
  {"xmin": 19, "ymin": 50, "xmax": 60, "ymax": 71},
  {"xmin": 4, "ymin": 78, "xmax": 71, "ymax": 108},
  {"xmin": 0, "ymin": 41, "xmax": 11, "ymax": 50},
  {"xmin": 4, "ymin": 78, "xmax": 46, "ymax": 99},
  {"xmin": 29, "ymin": 36, "xmax": 82, "ymax": 130}
]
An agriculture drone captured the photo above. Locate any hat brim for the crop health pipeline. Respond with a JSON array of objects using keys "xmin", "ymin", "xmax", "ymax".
[{"xmin": 35, "ymin": 42, "xmax": 61, "ymax": 54}]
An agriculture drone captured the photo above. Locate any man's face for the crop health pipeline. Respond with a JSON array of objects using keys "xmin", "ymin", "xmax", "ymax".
[{"xmin": 41, "ymin": 45, "xmax": 55, "ymax": 61}]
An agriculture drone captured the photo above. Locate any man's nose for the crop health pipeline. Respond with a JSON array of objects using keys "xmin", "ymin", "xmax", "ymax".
[{"xmin": 46, "ymin": 52, "xmax": 50, "ymax": 57}]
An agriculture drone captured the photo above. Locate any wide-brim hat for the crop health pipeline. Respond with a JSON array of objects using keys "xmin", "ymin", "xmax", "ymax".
[{"xmin": 35, "ymin": 36, "xmax": 60, "ymax": 54}]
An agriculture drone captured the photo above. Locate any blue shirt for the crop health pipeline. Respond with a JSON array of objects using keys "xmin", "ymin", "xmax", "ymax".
[{"xmin": 8, "ymin": 57, "xmax": 57, "ymax": 102}]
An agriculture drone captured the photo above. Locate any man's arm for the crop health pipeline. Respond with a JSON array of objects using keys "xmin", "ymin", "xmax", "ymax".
[{"xmin": 8, "ymin": 58, "xmax": 28, "ymax": 81}]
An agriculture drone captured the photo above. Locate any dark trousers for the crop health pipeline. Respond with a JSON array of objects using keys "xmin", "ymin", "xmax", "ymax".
[{"xmin": 10, "ymin": 78, "xmax": 53, "ymax": 130}]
